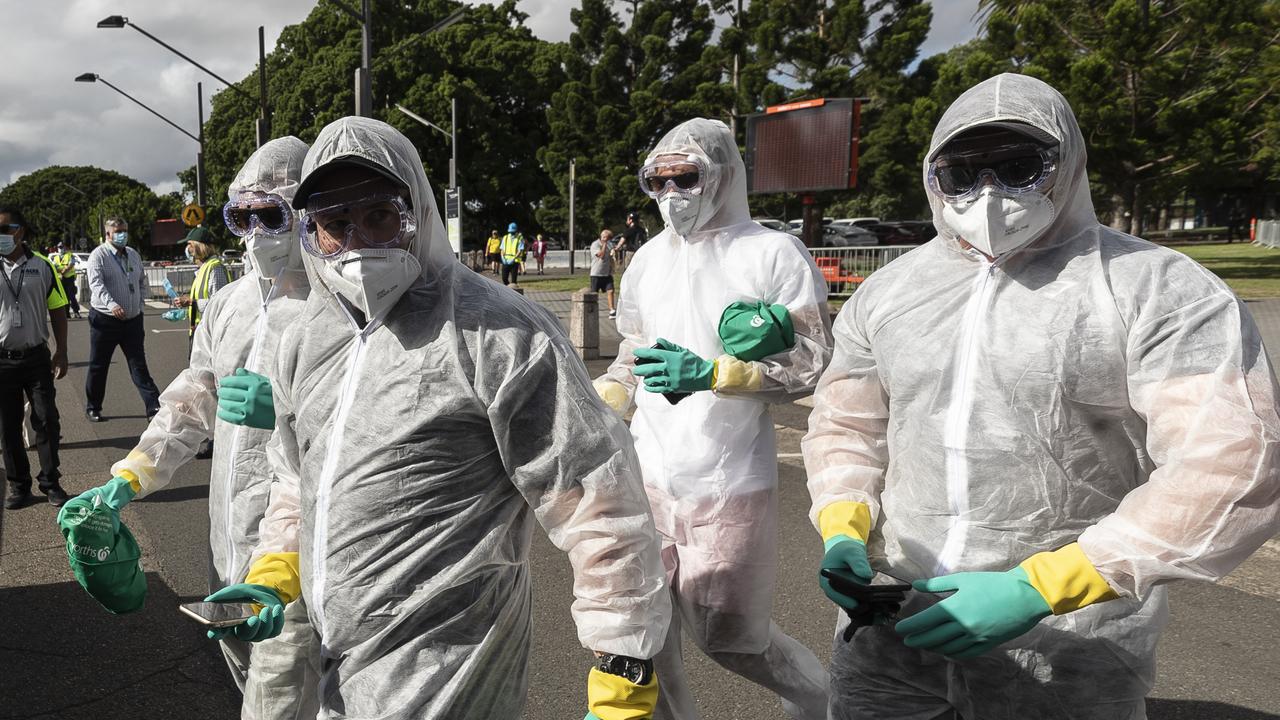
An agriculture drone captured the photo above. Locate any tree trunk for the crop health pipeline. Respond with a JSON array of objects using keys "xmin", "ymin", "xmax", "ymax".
[
  {"xmin": 1110, "ymin": 192, "xmax": 1129, "ymax": 231},
  {"xmin": 1129, "ymin": 182, "xmax": 1143, "ymax": 236}
]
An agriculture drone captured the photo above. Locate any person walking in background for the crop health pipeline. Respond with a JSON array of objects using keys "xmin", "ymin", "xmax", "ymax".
[
  {"xmin": 0, "ymin": 205, "xmax": 70, "ymax": 509},
  {"xmin": 83, "ymin": 218, "xmax": 161, "ymax": 423},
  {"xmin": 620, "ymin": 210, "xmax": 647, "ymax": 272},
  {"xmin": 499, "ymin": 222, "xmax": 525, "ymax": 286},
  {"xmin": 591, "ymin": 229, "xmax": 617, "ymax": 319},
  {"xmin": 486, "ymin": 229, "xmax": 501, "ymax": 274},
  {"xmin": 50, "ymin": 241, "xmax": 81, "ymax": 318},
  {"xmin": 531, "ymin": 233, "xmax": 548, "ymax": 275}
]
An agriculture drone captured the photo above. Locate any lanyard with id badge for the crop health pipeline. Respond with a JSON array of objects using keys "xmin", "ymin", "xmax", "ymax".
[
  {"xmin": 2, "ymin": 259, "xmax": 27, "ymax": 328},
  {"xmin": 112, "ymin": 251, "xmax": 135, "ymax": 295}
]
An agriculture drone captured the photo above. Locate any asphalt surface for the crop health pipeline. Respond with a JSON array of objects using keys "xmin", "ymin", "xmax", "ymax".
[{"xmin": 2, "ymin": 286, "xmax": 1279, "ymax": 719}]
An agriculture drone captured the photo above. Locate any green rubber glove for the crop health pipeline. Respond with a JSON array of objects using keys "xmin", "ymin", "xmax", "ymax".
[
  {"xmin": 631, "ymin": 338, "xmax": 714, "ymax": 393},
  {"xmin": 819, "ymin": 536, "xmax": 874, "ymax": 611},
  {"xmin": 204, "ymin": 583, "xmax": 286, "ymax": 643},
  {"xmin": 894, "ymin": 567, "xmax": 1052, "ymax": 658},
  {"xmin": 56, "ymin": 476, "xmax": 138, "ymax": 535},
  {"xmin": 217, "ymin": 368, "xmax": 275, "ymax": 430}
]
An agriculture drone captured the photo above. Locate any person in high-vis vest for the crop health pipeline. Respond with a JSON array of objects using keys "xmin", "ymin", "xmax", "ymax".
[
  {"xmin": 50, "ymin": 241, "xmax": 81, "ymax": 318},
  {"xmin": 177, "ymin": 227, "xmax": 229, "ymax": 342},
  {"xmin": 499, "ymin": 222, "xmax": 525, "ymax": 286}
]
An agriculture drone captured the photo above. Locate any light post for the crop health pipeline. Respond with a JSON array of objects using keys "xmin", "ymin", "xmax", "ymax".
[
  {"xmin": 61, "ymin": 181, "xmax": 101, "ymax": 249},
  {"xmin": 75, "ymin": 73, "xmax": 207, "ymax": 206},
  {"xmin": 394, "ymin": 100, "xmax": 457, "ymax": 188},
  {"xmin": 96, "ymin": 15, "xmax": 272, "ymax": 146}
]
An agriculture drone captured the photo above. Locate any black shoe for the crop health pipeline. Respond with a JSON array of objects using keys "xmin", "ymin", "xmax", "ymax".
[
  {"xmin": 44, "ymin": 485, "xmax": 69, "ymax": 507},
  {"xmin": 5, "ymin": 486, "xmax": 32, "ymax": 510},
  {"xmin": 195, "ymin": 440, "xmax": 214, "ymax": 459},
  {"xmin": 146, "ymin": 411, "xmax": 159, "ymax": 421},
  {"xmin": 86, "ymin": 410, "xmax": 103, "ymax": 422}
]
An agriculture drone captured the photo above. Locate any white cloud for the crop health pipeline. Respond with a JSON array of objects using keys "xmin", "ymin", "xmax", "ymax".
[{"xmin": 919, "ymin": 0, "xmax": 983, "ymax": 60}]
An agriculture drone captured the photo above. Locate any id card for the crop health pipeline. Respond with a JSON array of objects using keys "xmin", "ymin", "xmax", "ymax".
[{"xmin": 11, "ymin": 313, "xmax": 21, "ymax": 328}]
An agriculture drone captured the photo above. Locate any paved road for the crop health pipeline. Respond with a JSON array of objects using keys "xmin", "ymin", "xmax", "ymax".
[{"xmin": 2, "ymin": 290, "xmax": 1279, "ymax": 719}]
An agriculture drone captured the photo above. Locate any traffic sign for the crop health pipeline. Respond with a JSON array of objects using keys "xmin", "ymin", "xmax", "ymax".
[
  {"xmin": 445, "ymin": 188, "xmax": 462, "ymax": 255},
  {"xmin": 181, "ymin": 203, "xmax": 205, "ymax": 227}
]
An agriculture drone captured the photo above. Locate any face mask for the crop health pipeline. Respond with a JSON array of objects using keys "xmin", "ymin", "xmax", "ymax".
[
  {"xmin": 184, "ymin": 246, "xmax": 195, "ymax": 262},
  {"xmin": 245, "ymin": 230, "xmax": 294, "ymax": 280},
  {"xmin": 658, "ymin": 194, "xmax": 707, "ymax": 238},
  {"xmin": 0, "ymin": 235, "xmax": 15, "ymax": 255},
  {"xmin": 323, "ymin": 247, "xmax": 422, "ymax": 321},
  {"xmin": 111, "ymin": 231, "xmax": 128, "ymax": 247},
  {"xmin": 940, "ymin": 188, "xmax": 1055, "ymax": 258}
]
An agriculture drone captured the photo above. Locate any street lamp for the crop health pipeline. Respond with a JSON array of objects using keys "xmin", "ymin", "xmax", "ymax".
[
  {"xmin": 97, "ymin": 15, "xmax": 272, "ymax": 147},
  {"xmin": 394, "ymin": 100, "xmax": 457, "ymax": 189},
  {"xmin": 75, "ymin": 73, "xmax": 207, "ymax": 206}
]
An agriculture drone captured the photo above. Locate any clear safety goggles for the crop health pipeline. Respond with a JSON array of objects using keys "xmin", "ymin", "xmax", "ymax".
[
  {"xmin": 223, "ymin": 192, "xmax": 293, "ymax": 237},
  {"xmin": 638, "ymin": 156, "xmax": 711, "ymax": 199},
  {"xmin": 299, "ymin": 180, "xmax": 417, "ymax": 259},
  {"xmin": 927, "ymin": 143, "xmax": 1059, "ymax": 202}
]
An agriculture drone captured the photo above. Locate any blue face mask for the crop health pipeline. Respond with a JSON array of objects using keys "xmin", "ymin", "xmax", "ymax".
[
  {"xmin": 111, "ymin": 231, "xmax": 128, "ymax": 247},
  {"xmin": 184, "ymin": 246, "xmax": 195, "ymax": 262},
  {"xmin": 0, "ymin": 235, "xmax": 15, "ymax": 255}
]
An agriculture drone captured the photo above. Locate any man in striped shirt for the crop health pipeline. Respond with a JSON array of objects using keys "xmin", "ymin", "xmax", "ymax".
[{"xmin": 83, "ymin": 218, "xmax": 161, "ymax": 423}]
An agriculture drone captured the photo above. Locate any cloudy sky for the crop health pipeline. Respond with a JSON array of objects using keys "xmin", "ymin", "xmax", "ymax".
[{"xmin": 2, "ymin": 0, "xmax": 980, "ymax": 196}]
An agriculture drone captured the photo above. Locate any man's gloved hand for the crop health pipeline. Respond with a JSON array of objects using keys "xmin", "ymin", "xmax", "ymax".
[
  {"xmin": 894, "ymin": 568, "xmax": 1051, "ymax": 658},
  {"xmin": 56, "ymin": 474, "xmax": 139, "ymax": 535},
  {"xmin": 204, "ymin": 584, "xmax": 286, "ymax": 643},
  {"xmin": 585, "ymin": 664, "xmax": 658, "ymax": 720},
  {"xmin": 631, "ymin": 338, "xmax": 714, "ymax": 394},
  {"xmin": 217, "ymin": 368, "xmax": 275, "ymax": 430},
  {"xmin": 593, "ymin": 379, "xmax": 630, "ymax": 415},
  {"xmin": 819, "ymin": 536, "xmax": 873, "ymax": 611}
]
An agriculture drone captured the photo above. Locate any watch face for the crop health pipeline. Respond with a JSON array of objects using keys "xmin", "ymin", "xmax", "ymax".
[{"xmin": 600, "ymin": 654, "xmax": 653, "ymax": 685}]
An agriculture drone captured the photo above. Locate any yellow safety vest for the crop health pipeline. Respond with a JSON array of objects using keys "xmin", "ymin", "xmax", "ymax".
[
  {"xmin": 51, "ymin": 251, "xmax": 76, "ymax": 278},
  {"xmin": 500, "ymin": 233, "xmax": 524, "ymax": 263},
  {"xmin": 188, "ymin": 258, "xmax": 224, "ymax": 334}
]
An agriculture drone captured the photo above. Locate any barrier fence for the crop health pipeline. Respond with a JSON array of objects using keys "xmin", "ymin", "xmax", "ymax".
[
  {"xmin": 807, "ymin": 245, "xmax": 917, "ymax": 298},
  {"xmin": 139, "ymin": 263, "xmax": 246, "ymax": 301},
  {"xmin": 1255, "ymin": 220, "xmax": 1280, "ymax": 249}
]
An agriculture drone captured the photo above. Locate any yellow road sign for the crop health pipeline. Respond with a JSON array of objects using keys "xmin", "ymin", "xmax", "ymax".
[{"xmin": 182, "ymin": 203, "xmax": 205, "ymax": 227}]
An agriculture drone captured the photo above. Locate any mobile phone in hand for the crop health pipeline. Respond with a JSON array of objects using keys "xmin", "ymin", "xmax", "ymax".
[
  {"xmin": 179, "ymin": 601, "xmax": 257, "ymax": 628},
  {"xmin": 634, "ymin": 343, "xmax": 690, "ymax": 405}
]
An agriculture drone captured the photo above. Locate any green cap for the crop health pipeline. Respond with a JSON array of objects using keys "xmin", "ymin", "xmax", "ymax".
[
  {"xmin": 60, "ymin": 496, "xmax": 147, "ymax": 614},
  {"xmin": 179, "ymin": 226, "xmax": 212, "ymax": 244},
  {"xmin": 718, "ymin": 301, "xmax": 795, "ymax": 362}
]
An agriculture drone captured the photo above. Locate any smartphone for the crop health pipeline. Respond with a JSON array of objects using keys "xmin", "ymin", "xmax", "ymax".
[
  {"xmin": 634, "ymin": 343, "xmax": 690, "ymax": 405},
  {"xmin": 821, "ymin": 568, "xmax": 912, "ymax": 596},
  {"xmin": 179, "ymin": 601, "xmax": 257, "ymax": 628}
]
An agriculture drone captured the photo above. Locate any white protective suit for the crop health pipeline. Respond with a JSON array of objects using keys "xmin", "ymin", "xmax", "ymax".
[
  {"xmin": 803, "ymin": 72, "xmax": 1280, "ymax": 719},
  {"xmin": 249, "ymin": 117, "xmax": 670, "ymax": 719},
  {"xmin": 112, "ymin": 137, "xmax": 320, "ymax": 720},
  {"xmin": 597, "ymin": 118, "xmax": 834, "ymax": 720}
]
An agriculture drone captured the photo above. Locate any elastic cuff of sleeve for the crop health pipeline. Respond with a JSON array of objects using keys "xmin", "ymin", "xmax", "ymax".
[
  {"xmin": 586, "ymin": 667, "xmax": 659, "ymax": 720},
  {"xmin": 593, "ymin": 379, "xmax": 631, "ymax": 415},
  {"xmin": 818, "ymin": 500, "xmax": 872, "ymax": 545},
  {"xmin": 245, "ymin": 552, "xmax": 302, "ymax": 604},
  {"xmin": 1020, "ymin": 542, "xmax": 1119, "ymax": 615},
  {"xmin": 112, "ymin": 450, "xmax": 156, "ymax": 494},
  {"xmin": 712, "ymin": 355, "xmax": 763, "ymax": 393}
]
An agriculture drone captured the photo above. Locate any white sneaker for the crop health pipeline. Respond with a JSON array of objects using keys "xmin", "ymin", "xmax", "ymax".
[{"xmin": 608, "ymin": 310, "xmax": 617, "ymax": 319}]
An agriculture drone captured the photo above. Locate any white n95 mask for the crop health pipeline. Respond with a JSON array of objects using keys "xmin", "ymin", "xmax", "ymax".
[
  {"xmin": 324, "ymin": 248, "xmax": 421, "ymax": 321},
  {"xmin": 659, "ymin": 194, "xmax": 707, "ymax": 238},
  {"xmin": 941, "ymin": 188, "xmax": 1055, "ymax": 258},
  {"xmin": 244, "ymin": 230, "xmax": 294, "ymax": 280}
]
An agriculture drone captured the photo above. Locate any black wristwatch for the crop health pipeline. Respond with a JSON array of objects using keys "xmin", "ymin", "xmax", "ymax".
[{"xmin": 596, "ymin": 653, "xmax": 654, "ymax": 685}]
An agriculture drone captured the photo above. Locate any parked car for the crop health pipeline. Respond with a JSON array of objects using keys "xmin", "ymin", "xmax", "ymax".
[
  {"xmin": 754, "ymin": 217, "xmax": 790, "ymax": 233},
  {"xmin": 885, "ymin": 220, "xmax": 938, "ymax": 244},
  {"xmin": 862, "ymin": 222, "xmax": 918, "ymax": 245},
  {"xmin": 221, "ymin": 249, "xmax": 243, "ymax": 262},
  {"xmin": 830, "ymin": 217, "xmax": 880, "ymax": 228},
  {"xmin": 821, "ymin": 225, "xmax": 878, "ymax": 247}
]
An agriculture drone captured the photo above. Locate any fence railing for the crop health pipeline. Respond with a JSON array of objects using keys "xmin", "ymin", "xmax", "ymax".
[
  {"xmin": 140, "ymin": 263, "xmax": 246, "ymax": 300},
  {"xmin": 1254, "ymin": 220, "xmax": 1280, "ymax": 249},
  {"xmin": 808, "ymin": 245, "xmax": 917, "ymax": 297}
]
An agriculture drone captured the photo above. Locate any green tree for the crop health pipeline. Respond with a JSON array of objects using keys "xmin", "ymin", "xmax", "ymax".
[
  {"xmin": 0, "ymin": 165, "xmax": 156, "ymax": 250},
  {"xmin": 89, "ymin": 187, "xmax": 184, "ymax": 256}
]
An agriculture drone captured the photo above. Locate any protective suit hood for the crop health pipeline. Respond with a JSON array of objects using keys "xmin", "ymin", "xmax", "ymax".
[
  {"xmin": 228, "ymin": 136, "xmax": 310, "ymax": 286},
  {"xmin": 296, "ymin": 117, "xmax": 455, "ymax": 307},
  {"xmin": 925, "ymin": 73, "xmax": 1096, "ymax": 256},
  {"xmin": 645, "ymin": 118, "xmax": 751, "ymax": 238}
]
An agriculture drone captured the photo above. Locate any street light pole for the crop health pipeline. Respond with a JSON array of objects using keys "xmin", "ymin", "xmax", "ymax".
[
  {"xmin": 75, "ymin": 73, "xmax": 205, "ymax": 207},
  {"xmin": 394, "ymin": 101, "xmax": 455, "ymax": 188},
  {"xmin": 96, "ymin": 15, "xmax": 271, "ymax": 147},
  {"xmin": 569, "ymin": 158, "xmax": 576, "ymax": 275}
]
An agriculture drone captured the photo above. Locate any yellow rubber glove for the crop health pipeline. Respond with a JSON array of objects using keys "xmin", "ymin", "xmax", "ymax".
[
  {"xmin": 593, "ymin": 379, "xmax": 631, "ymax": 415},
  {"xmin": 818, "ymin": 500, "xmax": 872, "ymax": 545},
  {"xmin": 1019, "ymin": 542, "xmax": 1119, "ymax": 615},
  {"xmin": 585, "ymin": 667, "xmax": 659, "ymax": 720},
  {"xmin": 244, "ymin": 552, "xmax": 302, "ymax": 605},
  {"xmin": 711, "ymin": 355, "xmax": 763, "ymax": 393},
  {"xmin": 111, "ymin": 451, "xmax": 156, "ymax": 494}
]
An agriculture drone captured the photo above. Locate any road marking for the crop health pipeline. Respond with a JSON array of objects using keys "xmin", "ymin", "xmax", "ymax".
[
  {"xmin": 778, "ymin": 452, "xmax": 804, "ymax": 458},
  {"xmin": 151, "ymin": 328, "xmax": 187, "ymax": 334}
]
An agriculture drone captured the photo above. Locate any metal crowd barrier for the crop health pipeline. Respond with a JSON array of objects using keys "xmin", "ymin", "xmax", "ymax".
[
  {"xmin": 808, "ymin": 245, "xmax": 917, "ymax": 298},
  {"xmin": 142, "ymin": 263, "xmax": 245, "ymax": 300},
  {"xmin": 1254, "ymin": 220, "xmax": 1280, "ymax": 249}
]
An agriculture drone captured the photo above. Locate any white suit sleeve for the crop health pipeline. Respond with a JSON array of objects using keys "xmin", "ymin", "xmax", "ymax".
[
  {"xmin": 250, "ymin": 379, "xmax": 303, "ymax": 564},
  {"xmin": 1078, "ymin": 291, "xmax": 1280, "ymax": 599},
  {"xmin": 597, "ymin": 262, "xmax": 645, "ymax": 411},
  {"xmin": 111, "ymin": 301, "xmax": 221, "ymax": 494},
  {"xmin": 801, "ymin": 295, "xmax": 891, "ymax": 530},
  {"xmin": 489, "ymin": 333, "xmax": 670, "ymax": 659}
]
